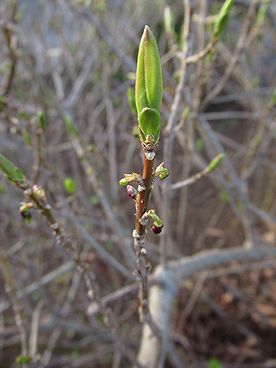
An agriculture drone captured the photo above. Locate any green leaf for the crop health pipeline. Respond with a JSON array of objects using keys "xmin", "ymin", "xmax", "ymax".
[
  {"xmin": 138, "ymin": 107, "xmax": 160, "ymax": 142},
  {"xmin": 213, "ymin": 0, "xmax": 233, "ymax": 37},
  {"xmin": 0, "ymin": 154, "xmax": 26, "ymax": 184},
  {"xmin": 63, "ymin": 177, "xmax": 76, "ymax": 194},
  {"xmin": 64, "ymin": 115, "xmax": 78, "ymax": 137},
  {"xmin": 135, "ymin": 26, "xmax": 162, "ymax": 143}
]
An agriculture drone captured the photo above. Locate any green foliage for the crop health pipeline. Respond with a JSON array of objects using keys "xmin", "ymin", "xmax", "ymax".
[
  {"xmin": 63, "ymin": 177, "xmax": 76, "ymax": 194},
  {"xmin": 213, "ymin": 0, "xmax": 233, "ymax": 37},
  {"xmin": 0, "ymin": 154, "xmax": 25, "ymax": 184},
  {"xmin": 135, "ymin": 26, "xmax": 162, "ymax": 143}
]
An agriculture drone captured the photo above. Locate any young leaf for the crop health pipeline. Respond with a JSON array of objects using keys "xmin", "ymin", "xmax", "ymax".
[
  {"xmin": 135, "ymin": 26, "xmax": 162, "ymax": 143},
  {"xmin": 213, "ymin": 0, "xmax": 233, "ymax": 37},
  {"xmin": 0, "ymin": 153, "xmax": 26, "ymax": 184}
]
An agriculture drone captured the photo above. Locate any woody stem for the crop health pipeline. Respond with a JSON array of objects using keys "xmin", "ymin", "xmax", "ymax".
[{"xmin": 133, "ymin": 153, "xmax": 154, "ymax": 321}]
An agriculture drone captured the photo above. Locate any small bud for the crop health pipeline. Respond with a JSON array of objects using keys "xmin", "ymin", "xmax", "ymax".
[
  {"xmin": 140, "ymin": 212, "xmax": 149, "ymax": 226},
  {"xmin": 20, "ymin": 203, "xmax": 32, "ymax": 223},
  {"xmin": 32, "ymin": 185, "xmax": 46, "ymax": 200},
  {"xmin": 63, "ymin": 177, "xmax": 76, "ymax": 194},
  {"xmin": 158, "ymin": 167, "xmax": 169, "ymax": 180},
  {"xmin": 119, "ymin": 178, "xmax": 129, "ymax": 186},
  {"xmin": 155, "ymin": 162, "xmax": 169, "ymax": 180},
  {"xmin": 127, "ymin": 185, "xmax": 137, "ymax": 200},
  {"xmin": 151, "ymin": 223, "xmax": 163, "ymax": 234},
  {"xmin": 138, "ymin": 184, "xmax": 145, "ymax": 192},
  {"xmin": 207, "ymin": 154, "xmax": 224, "ymax": 172},
  {"xmin": 119, "ymin": 173, "xmax": 141, "ymax": 187}
]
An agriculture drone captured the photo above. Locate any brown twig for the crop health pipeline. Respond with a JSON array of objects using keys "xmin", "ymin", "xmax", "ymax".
[{"xmin": 133, "ymin": 154, "xmax": 154, "ymax": 321}]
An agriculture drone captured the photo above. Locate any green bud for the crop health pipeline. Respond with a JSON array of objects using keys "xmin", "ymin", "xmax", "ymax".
[
  {"xmin": 19, "ymin": 202, "xmax": 32, "ymax": 223},
  {"xmin": 147, "ymin": 209, "xmax": 164, "ymax": 228},
  {"xmin": 213, "ymin": 0, "xmax": 233, "ymax": 37},
  {"xmin": 119, "ymin": 173, "xmax": 141, "ymax": 186},
  {"xmin": 119, "ymin": 178, "xmax": 129, "ymax": 187},
  {"xmin": 155, "ymin": 162, "xmax": 169, "ymax": 180},
  {"xmin": 63, "ymin": 178, "xmax": 76, "ymax": 194},
  {"xmin": 135, "ymin": 26, "xmax": 162, "ymax": 143},
  {"xmin": 207, "ymin": 154, "xmax": 224, "ymax": 172},
  {"xmin": 32, "ymin": 185, "xmax": 46, "ymax": 200},
  {"xmin": 0, "ymin": 153, "xmax": 25, "ymax": 184},
  {"xmin": 158, "ymin": 167, "xmax": 169, "ymax": 180}
]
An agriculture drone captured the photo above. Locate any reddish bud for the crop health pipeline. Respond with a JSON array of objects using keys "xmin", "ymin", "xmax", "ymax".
[
  {"xmin": 151, "ymin": 224, "xmax": 163, "ymax": 234},
  {"xmin": 127, "ymin": 185, "xmax": 137, "ymax": 200}
]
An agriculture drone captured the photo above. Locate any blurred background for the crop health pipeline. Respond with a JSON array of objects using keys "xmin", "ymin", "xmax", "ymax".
[{"xmin": 0, "ymin": 0, "xmax": 275, "ymax": 367}]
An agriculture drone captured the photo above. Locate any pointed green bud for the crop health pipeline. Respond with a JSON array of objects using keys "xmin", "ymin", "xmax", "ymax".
[
  {"xmin": 213, "ymin": 0, "xmax": 233, "ymax": 38},
  {"xmin": 119, "ymin": 173, "xmax": 141, "ymax": 186},
  {"xmin": 155, "ymin": 162, "xmax": 169, "ymax": 180},
  {"xmin": 207, "ymin": 154, "xmax": 224, "ymax": 172},
  {"xmin": 147, "ymin": 209, "xmax": 164, "ymax": 228},
  {"xmin": 135, "ymin": 26, "xmax": 162, "ymax": 143},
  {"xmin": 0, "ymin": 153, "xmax": 26, "ymax": 184}
]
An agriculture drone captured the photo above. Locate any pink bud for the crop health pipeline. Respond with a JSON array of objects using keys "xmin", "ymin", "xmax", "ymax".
[
  {"xmin": 151, "ymin": 224, "xmax": 163, "ymax": 234},
  {"xmin": 127, "ymin": 185, "xmax": 137, "ymax": 200}
]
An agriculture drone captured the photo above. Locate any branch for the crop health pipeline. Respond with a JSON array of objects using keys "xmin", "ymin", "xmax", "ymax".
[{"xmin": 138, "ymin": 244, "xmax": 276, "ymax": 367}]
